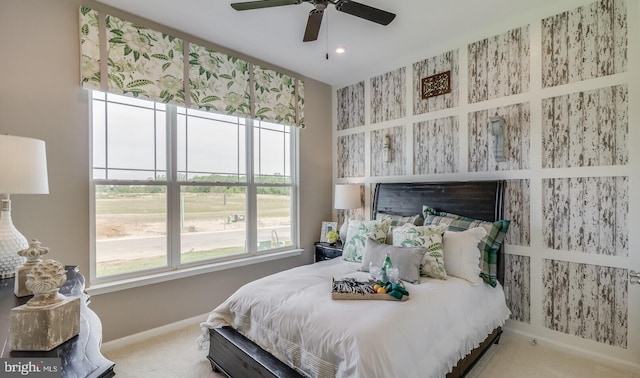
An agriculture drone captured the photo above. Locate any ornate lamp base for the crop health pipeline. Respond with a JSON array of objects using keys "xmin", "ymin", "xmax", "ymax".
[{"xmin": 0, "ymin": 200, "xmax": 28, "ymax": 279}]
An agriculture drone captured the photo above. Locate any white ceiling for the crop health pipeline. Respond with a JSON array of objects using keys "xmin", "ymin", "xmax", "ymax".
[{"xmin": 95, "ymin": 0, "xmax": 566, "ymax": 86}]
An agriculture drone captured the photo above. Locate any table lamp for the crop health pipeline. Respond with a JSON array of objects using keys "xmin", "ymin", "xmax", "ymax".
[
  {"xmin": 0, "ymin": 135, "xmax": 49, "ymax": 279},
  {"xmin": 334, "ymin": 184, "xmax": 361, "ymax": 243}
]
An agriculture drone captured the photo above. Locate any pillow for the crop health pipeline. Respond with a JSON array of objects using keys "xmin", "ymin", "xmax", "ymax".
[
  {"xmin": 392, "ymin": 223, "xmax": 449, "ymax": 280},
  {"xmin": 375, "ymin": 212, "xmax": 424, "ymax": 244},
  {"xmin": 442, "ymin": 228, "xmax": 488, "ymax": 284},
  {"xmin": 342, "ymin": 219, "xmax": 392, "ymax": 263},
  {"xmin": 422, "ymin": 205, "xmax": 510, "ymax": 287},
  {"xmin": 359, "ymin": 238, "xmax": 426, "ymax": 284},
  {"xmin": 375, "ymin": 212, "xmax": 424, "ymax": 226}
]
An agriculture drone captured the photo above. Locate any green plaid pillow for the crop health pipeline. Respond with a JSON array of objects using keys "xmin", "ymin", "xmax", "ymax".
[
  {"xmin": 422, "ymin": 205, "xmax": 510, "ymax": 287},
  {"xmin": 375, "ymin": 212, "xmax": 424, "ymax": 226},
  {"xmin": 375, "ymin": 212, "xmax": 424, "ymax": 244}
]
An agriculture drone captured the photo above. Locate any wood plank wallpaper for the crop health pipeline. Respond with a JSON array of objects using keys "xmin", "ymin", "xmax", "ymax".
[
  {"xmin": 413, "ymin": 50, "xmax": 459, "ymax": 115},
  {"xmin": 542, "ymin": 85, "xmax": 628, "ymax": 168},
  {"xmin": 504, "ymin": 180, "xmax": 530, "ymax": 247},
  {"xmin": 413, "ymin": 116, "xmax": 459, "ymax": 175},
  {"xmin": 370, "ymin": 68, "xmax": 406, "ymax": 124},
  {"xmin": 505, "ymin": 254, "xmax": 530, "ymax": 323},
  {"xmin": 336, "ymin": 82, "xmax": 365, "ymax": 130},
  {"xmin": 332, "ymin": 0, "xmax": 633, "ymax": 352},
  {"xmin": 468, "ymin": 25, "xmax": 530, "ymax": 103},
  {"xmin": 542, "ymin": 176, "xmax": 628, "ymax": 256},
  {"xmin": 337, "ymin": 133, "xmax": 365, "ymax": 178},
  {"xmin": 542, "ymin": 0, "xmax": 627, "ymax": 88},
  {"xmin": 468, "ymin": 102, "xmax": 530, "ymax": 172},
  {"xmin": 371, "ymin": 126, "xmax": 406, "ymax": 176},
  {"xmin": 543, "ymin": 259, "xmax": 628, "ymax": 348}
]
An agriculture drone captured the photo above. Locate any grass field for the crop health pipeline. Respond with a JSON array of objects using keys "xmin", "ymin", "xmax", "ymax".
[{"xmin": 95, "ymin": 189, "xmax": 291, "ymax": 277}]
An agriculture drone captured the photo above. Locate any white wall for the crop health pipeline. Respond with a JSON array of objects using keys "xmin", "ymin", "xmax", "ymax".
[{"xmin": 0, "ymin": 0, "xmax": 333, "ymax": 341}]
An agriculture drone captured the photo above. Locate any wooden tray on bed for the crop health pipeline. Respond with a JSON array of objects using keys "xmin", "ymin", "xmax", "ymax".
[{"xmin": 331, "ymin": 278, "xmax": 409, "ymax": 301}]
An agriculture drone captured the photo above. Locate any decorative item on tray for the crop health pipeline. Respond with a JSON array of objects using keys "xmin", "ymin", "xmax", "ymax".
[{"xmin": 331, "ymin": 277, "xmax": 409, "ymax": 301}]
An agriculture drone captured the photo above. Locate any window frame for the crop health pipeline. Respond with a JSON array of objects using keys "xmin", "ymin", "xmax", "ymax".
[{"xmin": 89, "ymin": 91, "xmax": 299, "ymax": 285}]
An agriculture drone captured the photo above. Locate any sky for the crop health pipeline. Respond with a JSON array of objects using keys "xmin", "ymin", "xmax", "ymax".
[{"xmin": 91, "ymin": 92, "xmax": 290, "ymax": 181}]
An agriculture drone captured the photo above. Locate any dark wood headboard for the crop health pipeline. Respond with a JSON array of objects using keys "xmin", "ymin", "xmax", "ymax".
[{"xmin": 372, "ymin": 180, "xmax": 506, "ymax": 284}]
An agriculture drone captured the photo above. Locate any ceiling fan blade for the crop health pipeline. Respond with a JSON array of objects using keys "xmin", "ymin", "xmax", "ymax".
[
  {"xmin": 335, "ymin": 0, "xmax": 395, "ymax": 25},
  {"xmin": 231, "ymin": 0, "xmax": 301, "ymax": 11},
  {"xmin": 303, "ymin": 9, "xmax": 324, "ymax": 42}
]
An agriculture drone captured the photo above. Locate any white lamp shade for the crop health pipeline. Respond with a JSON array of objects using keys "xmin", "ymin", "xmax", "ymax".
[
  {"xmin": 334, "ymin": 184, "xmax": 361, "ymax": 210},
  {"xmin": 0, "ymin": 135, "xmax": 49, "ymax": 194}
]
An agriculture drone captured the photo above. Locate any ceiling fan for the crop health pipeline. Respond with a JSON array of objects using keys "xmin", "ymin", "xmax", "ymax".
[{"xmin": 230, "ymin": 0, "xmax": 396, "ymax": 42}]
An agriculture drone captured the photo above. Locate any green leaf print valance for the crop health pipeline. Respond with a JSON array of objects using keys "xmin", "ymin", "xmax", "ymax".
[{"xmin": 79, "ymin": 6, "xmax": 304, "ymax": 128}]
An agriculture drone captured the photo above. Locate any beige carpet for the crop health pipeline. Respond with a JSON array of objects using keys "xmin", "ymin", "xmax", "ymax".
[{"xmin": 102, "ymin": 319, "xmax": 638, "ymax": 378}]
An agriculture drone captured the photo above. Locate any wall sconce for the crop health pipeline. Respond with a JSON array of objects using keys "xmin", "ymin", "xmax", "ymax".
[
  {"xmin": 383, "ymin": 134, "xmax": 392, "ymax": 163},
  {"xmin": 489, "ymin": 116, "xmax": 507, "ymax": 163}
]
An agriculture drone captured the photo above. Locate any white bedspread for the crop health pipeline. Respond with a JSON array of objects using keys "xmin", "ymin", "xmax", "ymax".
[{"xmin": 199, "ymin": 258, "xmax": 511, "ymax": 378}]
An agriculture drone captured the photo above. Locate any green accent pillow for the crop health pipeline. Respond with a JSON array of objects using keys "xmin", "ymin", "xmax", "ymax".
[
  {"xmin": 391, "ymin": 223, "xmax": 449, "ymax": 279},
  {"xmin": 342, "ymin": 219, "xmax": 391, "ymax": 263},
  {"xmin": 422, "ymin": 205, "xmax": 510, "ymax": 287}
]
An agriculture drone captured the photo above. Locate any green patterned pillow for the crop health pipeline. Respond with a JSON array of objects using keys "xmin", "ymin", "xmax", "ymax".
[
  {"xmin": 342, "ymin": 219, "xmax": 391, "ymax": 263},
  {"xmin": 392, "ymin": 223, "xmax": 449, "ymax": 279},
  {"xmin": 422, "ymin": 205, "xmax": 510, "ymax": 287}
]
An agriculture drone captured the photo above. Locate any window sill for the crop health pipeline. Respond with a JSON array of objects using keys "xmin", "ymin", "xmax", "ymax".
[{"xmin": 86, "ymin": 249, "xmax": 303, "ymax": 296}]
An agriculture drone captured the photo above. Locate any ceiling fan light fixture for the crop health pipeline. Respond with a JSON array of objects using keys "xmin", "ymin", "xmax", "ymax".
[
  {"xmin": 335, "ymin": 46, "xmax": 346, "ymax": 54},
  {"xmin": 230, "ymin": 0, "xmax": 395, "ymax": 42}
]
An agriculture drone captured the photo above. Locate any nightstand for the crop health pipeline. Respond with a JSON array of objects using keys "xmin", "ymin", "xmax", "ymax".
[{"xmin": 314, "ymin": 242, "xmax": 343, "ymax": 262}]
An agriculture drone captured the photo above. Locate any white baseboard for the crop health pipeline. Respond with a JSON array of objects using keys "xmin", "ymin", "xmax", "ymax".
[
  {"xmin": 503, "ymin": 327, "xmax": 640, "ymax": 374},
  {"xmin": 102, "ymin": 313, "xmax": 209, "ymax": 350}
]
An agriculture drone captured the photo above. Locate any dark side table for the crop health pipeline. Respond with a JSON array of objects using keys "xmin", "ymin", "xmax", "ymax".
[
  {"xmin": 0, "ymin": 265, "xmax": 115, "ymax": 378},
  {"xmin": 314, "ymin": 242, "xmax": 343, "ymax": 262}
]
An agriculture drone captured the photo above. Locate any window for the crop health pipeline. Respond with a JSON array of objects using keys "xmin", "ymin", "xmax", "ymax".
[{"xmin": 90, "ymin": 91, "xmax": 297, "ymax": 282}]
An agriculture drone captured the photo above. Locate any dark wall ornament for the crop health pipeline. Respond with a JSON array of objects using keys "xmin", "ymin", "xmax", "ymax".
[{"xmin": 421, "ymin": 71, "xmax": 451, "ymax": 99}]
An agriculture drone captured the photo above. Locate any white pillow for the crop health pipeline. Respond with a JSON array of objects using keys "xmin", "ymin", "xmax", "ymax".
[{"xmin": 442, "ymin": 227, "xmax": 487, "ymax": 284}]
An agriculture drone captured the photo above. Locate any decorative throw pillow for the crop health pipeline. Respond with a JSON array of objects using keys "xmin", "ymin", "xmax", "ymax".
[
  {"xmin": 392, "ymin": 223, "xmax": 449, "ymax": 279},
  {"xmin": 422, "ymin": 205, "xmax": 510, "ymax": 287},
  {"xmin": 359, "ymin": 238, "xmax": 426, "ymax": 284},
  {"xmin": 375, "ymin": 212, "xmax": 424, "ymax": 225},
  {"xmin": 342, "ymin": 219, "xmax": 392, "ymax": 263},
  {"xmin": 442, "ymin": 227, "xmax": 487, "ymax": 284},
  {"xmin": 375, "ymin": 212, "xmax": 424, "ymax": 244}
]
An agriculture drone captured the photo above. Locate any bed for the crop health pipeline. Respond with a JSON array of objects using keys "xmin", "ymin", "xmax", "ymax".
[{"xmin": 199, "ymin": 180, "xmax": 510, "ymax": 377}]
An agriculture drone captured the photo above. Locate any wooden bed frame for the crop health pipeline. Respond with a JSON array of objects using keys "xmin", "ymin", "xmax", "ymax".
[{"xmin": 207, "ymin": 180, "xmax": 506, "ymax": 377}]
